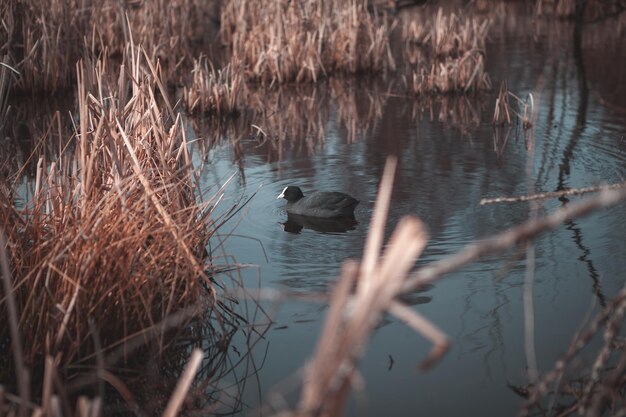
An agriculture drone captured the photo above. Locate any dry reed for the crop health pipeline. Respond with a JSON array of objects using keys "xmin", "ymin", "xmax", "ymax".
[
  {"xmin": 404, "ymin": 8, "xmax": 490, "ymax": 58},
  {"xmin": 492, "ymin": 81, "xmax": 534, "ymax": 128},
  {"xmin": 403, "ymin": 8, "xmax": 492, "ymax": 95},
  {"xmin": 409, "ymin": 51, "xmax": 490, "ymax": 94},
  {"xmin": 0, "ymin": 45, "xmax": 230, "ymax": 377},
  {"xmin": 183, "ymin": 56, "xmax": 242, "ymax": 117},
  {"xmin": 480, "ymin": 181, "xmax": 626, "ymax": 205},
  {"xmin": 0, "ymin": 0, "xmax": 219, "ymax": 93},
  {"xmin": 220, "ymin": 0, "xmax": 395, "ymax": 84}
]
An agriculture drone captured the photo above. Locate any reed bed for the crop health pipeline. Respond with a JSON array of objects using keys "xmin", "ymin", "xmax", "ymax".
[
  {"xmin": 0, "ymin": 44, "xmax": 238, "ymax": 385},
  {"xmin": 404, "ymin": 8, "xmax": 490, "ymax": 58},
  {"xmin": 0, "ymin": 0, "xmax": 218, "ymax": 93},
  {"xmin": 402, "ymin": 8, "xmax": 492, "ymax": 95},
  {"xmin": 409, "ymin": 52, "xmax": 490, "ymax": 95},
  {"xmin": 220, "ymin": 0, "xmax": 395, "ymax": 84},
  {"xmin": 0, "ymin": 0, "xmax": 75, "ymax": 92},
  {"xmin": 183, "ymin": 56, "xmax": 242, "ymax": 117}
]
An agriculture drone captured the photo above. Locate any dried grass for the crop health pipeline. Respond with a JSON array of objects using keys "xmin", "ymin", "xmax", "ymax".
[
  {"xmin": 183, "ymin": 55, "xmax": 242, "ymax": 117},
  {"xmin": 0, "ymin": 0, "xmax": 218, "ymax": 93},
  {"xmin": 492, "ymin": 80, "xmax": 534, "ymax": 128},
  {"xmin": 0, "ymin": 45, "xmax": 230, "ymax": 375},
  {"xmin": 403, "ymin": 8, "xmax": 492, "ymax": 95},
  {"xmin": 410, "ymin": 51, "xmax": 490, "ymax": 94},
  {"xmin": 404, "ymin": 8, "xmax": 490, "ymax": 58},
  {"xmin": 220, "ymin": 0, "xmax": 395, "ymax": 84}
]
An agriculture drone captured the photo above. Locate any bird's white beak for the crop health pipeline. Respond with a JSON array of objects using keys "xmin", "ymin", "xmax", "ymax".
[{"xmin": 277, "ymin": 187, "xmax": 287, "ymax": 199}]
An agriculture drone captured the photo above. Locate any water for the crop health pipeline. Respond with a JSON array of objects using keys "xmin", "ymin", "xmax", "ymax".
[{"xmin": 195, "ymin": 8, "xmax": 626, "ymax": 416}]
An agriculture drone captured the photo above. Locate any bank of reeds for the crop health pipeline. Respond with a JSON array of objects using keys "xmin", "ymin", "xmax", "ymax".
[
  {"xmin": 0, "ymin": 45, "xmax": 235, "ymax": 382},
  {"xmin": 0, "ymin": 0, "xmax": 218, "ymax": 93},
  {"xmin": 220, "ymin": 0, "xmax": 395, "ymax": 84},
  {"xmin": 183, "ymin": 56, "xmax": 242, "ymax": 117},
  {"xmin": 403, "ymin": 8, "xmax": 492, "ymax": 94}
]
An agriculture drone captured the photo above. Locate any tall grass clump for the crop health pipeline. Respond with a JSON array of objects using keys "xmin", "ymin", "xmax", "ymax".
[
  {"xmin": 220, "ymin": 0, "xmax": 395, "ymax": 84},
  {"xmin": 0, "ymin": 46, "xmax": 227, "ymax": 376},
  {"xmin": 403, "ymin": 8, "xmax": 491, "ymax": 94},
  {"xmin": 1, "ymin": 0, "xmax": 78, "ymax": 92},
  {"xmin": 0, "ymin": 0, "xmax": 218, "ymax": 93},
  {"xmin": 183, "ymin": 56, "xmax": 242, "ymax": 117}
]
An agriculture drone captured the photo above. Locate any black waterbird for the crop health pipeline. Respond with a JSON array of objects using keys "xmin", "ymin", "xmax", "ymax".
[{"xmin": 277, "ymin": 186, "xmax": 359, "ymax": 218}]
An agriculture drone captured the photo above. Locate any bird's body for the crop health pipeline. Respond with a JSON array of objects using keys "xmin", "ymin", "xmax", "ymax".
[{"xmin": 277, "ymin": 186, "xmax": 359, "ymax": 218}]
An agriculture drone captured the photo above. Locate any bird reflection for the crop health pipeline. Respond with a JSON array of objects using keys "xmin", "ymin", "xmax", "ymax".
[{"xmin": 281, "ymin": 213, "xmax": 358, "ymax": 234}]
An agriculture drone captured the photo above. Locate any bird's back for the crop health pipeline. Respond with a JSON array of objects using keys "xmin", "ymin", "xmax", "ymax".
[{"xmin": 287, "ymin": 191, "xmax": 359, "ymax": 217}]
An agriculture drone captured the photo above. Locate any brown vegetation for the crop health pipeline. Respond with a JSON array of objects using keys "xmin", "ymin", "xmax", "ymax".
[
  {"xmin": 403, "ymin": 8, "xmax": 492, "ymax": 94},
  {"xmin": 183, "ymin": 56, "xmax": 242, "ymax": 116},
  {"xmin": 220, "ymin": 0, "xmax": 395, "ymax": 84},
  {"xmin": 0, "ymin": 0, "xmax": 218, "ymax": 93},
  {"xmin": 492, "ymin": 81, "xmax": 534, "ymax": 128},
  {"xmin": 0, "ymin": 45, "xmax": 234, "ymax": 379}
]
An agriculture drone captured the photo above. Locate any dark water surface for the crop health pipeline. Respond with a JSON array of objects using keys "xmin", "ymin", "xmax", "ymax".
[{"xmin": 196, "ymin": 8, "xmax": 626, "ymax": 417}]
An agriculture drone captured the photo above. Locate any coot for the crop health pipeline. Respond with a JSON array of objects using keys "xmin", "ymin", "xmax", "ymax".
[{"xmin": 277, "ymin": 186, "xmax": 359, "ymax": 218}]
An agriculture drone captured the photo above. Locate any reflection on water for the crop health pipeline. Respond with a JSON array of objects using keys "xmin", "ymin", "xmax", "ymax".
[
  {"xmin": 196, "ymin": 6, "xmax": 626, "ymax": 417},
  {"xmin": 282, "ymin": 214, "xmax": 359, "ymax": 234}
]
